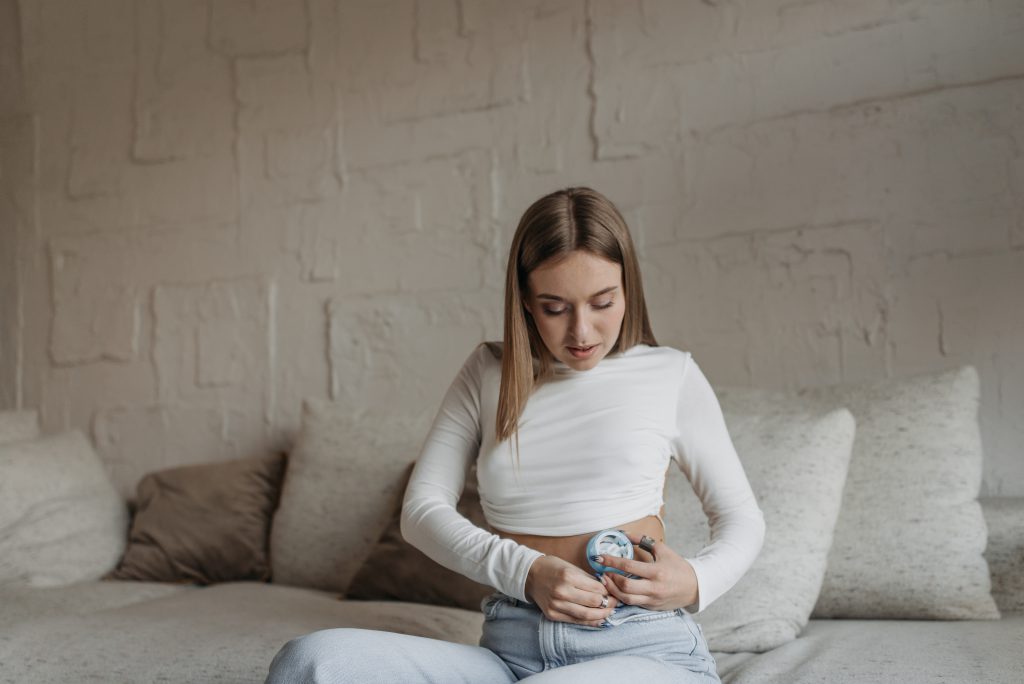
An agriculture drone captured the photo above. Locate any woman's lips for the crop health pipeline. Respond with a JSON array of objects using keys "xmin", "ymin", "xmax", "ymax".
[{"xmin": 567, "ymin": 344, "xmax": 597, "ymax": 358}]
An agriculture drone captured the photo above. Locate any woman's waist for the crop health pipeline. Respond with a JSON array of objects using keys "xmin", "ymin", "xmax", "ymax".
[{"xmin": 491, "ymin": 511, "xmax": 665, "ymax": 577}]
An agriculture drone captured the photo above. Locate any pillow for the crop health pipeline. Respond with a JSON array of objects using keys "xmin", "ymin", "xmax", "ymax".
[
  {"xmin": 269, "ymin": 400, "xmax": 433, "ymax": 593},
  {"xmin": 104, "ymin": 452, "xmax": 286, "ymax": 584},
  {"xmin": 799, "ymin": 366, "xmax": 999, "ymax": 620},
  {"xmin": 345, "ymin": 462, "xmax": 494, "ymax": 610},
  {"xmin": 0, "ymin": 410, "xmax": 40, "ymax": 445},
  {"xmin": 665, "ymin": 403, "xmax": 855, "ymax": 653},
  {"xmin": 0, "ymin": 430, "xmax": 128, "ymax": 587}
]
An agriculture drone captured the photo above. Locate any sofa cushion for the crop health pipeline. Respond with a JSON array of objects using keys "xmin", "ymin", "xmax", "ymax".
[
  {"xmin": 345, "ymin": 462, "xmax": 494, "ymax": 611},
  {"xmin": 0, "ymin": 582, "xmax": 485, "ymax": 683},
  {"xmin": 797, "ymin": 366, "xmax": 999, "ymax": 619},
  {"xmin": 269, "ymin": 400, "xmax": 433, "ymax": 593},
  {"xmin": 666, "ymin": 403, "xmax": 855, "ymax": 653},
  {"xmin": 104, "ymin": 452, "xmax": 287, "ymax": 585},
  {"xmin": 0, "ymin": 409, "xmax": 40, "ymax": 444},
  {"xmin": 714, "ymin": 612, "xmax": 1024, "ymax": 684},
  {"xmin": 0, "ymin": 579, "xmax": 200, "ymax": 625},
  {"xmin": 981, "ymin": 496, "xmax": 1024, "ymax": 613},
  {"xmin": 0, "ymin": 430, "xmax": 128, "ymax": 587}
]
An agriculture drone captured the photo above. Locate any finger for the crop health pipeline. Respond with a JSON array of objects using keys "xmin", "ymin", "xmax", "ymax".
[
  {"xmin": 603, "ymin": 573, "xmax": 650, "ymax": 608},
  {"xmin": 556, "ymin": 584, "xmax": 613, "ymax": 611},
  {"xmin": 568, "ymin": 567, "xmax": 608, "ymax": 593},
  {"xmin": 550, "ymin": 598, "xmax": 614, "ymax": 623},
  {"xmin": 594, "ymin": 553, "xmax": 656, "ymax": 579},
  {"xmin": 623, "ymin": 531, "xmax": 672, "ymax": 560}
]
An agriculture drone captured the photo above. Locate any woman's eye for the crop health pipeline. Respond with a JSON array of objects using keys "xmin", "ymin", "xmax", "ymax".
[{"xmin": 542, "ymin": 302, "xmax": 613, "ymax": 316}]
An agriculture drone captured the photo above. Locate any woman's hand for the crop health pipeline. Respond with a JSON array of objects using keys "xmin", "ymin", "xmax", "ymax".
[
  {"xmin": 597, "ymin": 531, "xmax": 699, "ymax": 612},
  {"xmin": 524, "ymin": 555, "xmax": 620, "ymax": 626}
]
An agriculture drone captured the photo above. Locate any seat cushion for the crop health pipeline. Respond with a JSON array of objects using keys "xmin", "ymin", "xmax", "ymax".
[
  {"xmin": 0, "ymin": 579, "xmax": 200, "ymax": 625},
  {"xmin": 0, "ymin": 582, "xmax": 485, "ymax": 683},
  {"xmin": 713, "ymin": 612, "xmax": 1024, "ymax": 684}
]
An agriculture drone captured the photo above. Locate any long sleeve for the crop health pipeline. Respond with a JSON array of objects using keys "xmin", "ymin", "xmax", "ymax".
[
  {"xmin": 400, "ymin": 345, "xmax": 546, "ymax": 604},
  {"xmin": 673, "ymin": 354, "xmax": 766, "ymax": 614}
]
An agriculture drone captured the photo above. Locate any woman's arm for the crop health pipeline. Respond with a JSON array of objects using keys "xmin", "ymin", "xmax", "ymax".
[
  {"xmin": 672, "ymin": 353, "xmax": 766, "ymax": 614},
  {"xmin": 400, "ymin": 344, "xmax": 546, "ymax": 604}
]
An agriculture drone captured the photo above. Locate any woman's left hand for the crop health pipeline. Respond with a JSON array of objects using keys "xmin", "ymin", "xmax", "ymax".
[{"xmin": 595, "ymin": 531, "xmax": 699, "ymax": 611}]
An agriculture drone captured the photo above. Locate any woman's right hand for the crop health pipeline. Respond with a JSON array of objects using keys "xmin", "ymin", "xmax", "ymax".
[{"xmin": 524, "ymin": 555, "xmax": 619, "ymax": 626}]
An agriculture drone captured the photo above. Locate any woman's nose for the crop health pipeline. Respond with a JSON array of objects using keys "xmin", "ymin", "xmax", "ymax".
[{"xmin": 570, "ymin": 311, "xmax": 592, "ymax": 341}]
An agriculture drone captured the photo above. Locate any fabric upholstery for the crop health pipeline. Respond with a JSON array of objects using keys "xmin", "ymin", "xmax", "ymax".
[
  {"xmin": 0, "ymin": 581, "xmax": 1021, "ymax": 684},
  {"xmin": 713, "ymin": 611, "xmax": 1024, "ymax": 684},
  {"xmin": 666, "ymin": 403, "xmax": 856, "ymax": 652},
  {"xmin": 0, "ymin": 579, "xmax": 199, "ymax": 625},
  {"xmin": 798, "ymin": 366, "xmax": 999, "ymax": 619},
  {"xmin": 0, "ymin": 430, "xmax": 128, "ymax": 587},
  {"xmin": 0, "ymin": 409, "xmax": 40, "ymax": 444},
  {"xmin": 269, "ymin": 400, "xmax": 433, "ymax": 593},
  {"xmin": 0, "ymin": 582, "xmax": 486, "ymax": 683},
  {"xmin": 105, "ymin": 452, "xmax": 287, "ymax": 584}
]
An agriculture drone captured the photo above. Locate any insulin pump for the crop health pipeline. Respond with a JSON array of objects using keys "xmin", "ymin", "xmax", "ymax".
[{"xmin": 586, "ymin": 529, "xmax": 643, "ymax": 580}]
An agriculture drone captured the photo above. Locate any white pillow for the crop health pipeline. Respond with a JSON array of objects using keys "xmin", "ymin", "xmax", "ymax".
[
  {"xmin": 0, "ymin": 430, "xmax": 128, "ymax": 587},
  {"xmin": 269, "ymin": 400, "xmax": 432, "ymax": 593},
  {"xmin": 0, "ymin": 410, "xmax": 40, "ymax": 445},
  {"xmin": 666, "ymin": 402, "xmax": 855, "ymax": 653},
  {"xmin": 802, "ymin": 366, "xmax": 999, "ymax": 619}
]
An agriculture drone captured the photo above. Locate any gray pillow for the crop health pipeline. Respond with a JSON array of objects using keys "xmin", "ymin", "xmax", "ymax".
[
  {"xmin": 269, "ymin": 400, "xmax": 432, "ymax": 593},
  {"xmin": 0, "ymin": 430, "xmax": 128, "ymax": 587},
  {"xmin": 801, "ymin": 366, "xmax": 999, "ymax": 620},
  {"xmin": 666, "ymin": 403, "xmax": 855, "ymax": 652}
]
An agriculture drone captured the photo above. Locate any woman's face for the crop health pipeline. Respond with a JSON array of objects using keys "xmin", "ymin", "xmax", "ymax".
[{"xmin": 523, "ymin": 250, "xmax": 626, "ymax": 371}]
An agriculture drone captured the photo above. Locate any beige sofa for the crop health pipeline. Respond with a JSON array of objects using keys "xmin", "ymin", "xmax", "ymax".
[
  {"xmin": 0, "ymin": 500, "xmax": 1020, "ymax": 683},
  {"xmin": 3, "ymin": 366, "xmax": 1023, "ymax": 683}
]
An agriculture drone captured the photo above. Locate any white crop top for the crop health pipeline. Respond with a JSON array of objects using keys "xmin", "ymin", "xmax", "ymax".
[{"xmin": 400, "ymin": 342, "xmax": 766, "ymax": 613}]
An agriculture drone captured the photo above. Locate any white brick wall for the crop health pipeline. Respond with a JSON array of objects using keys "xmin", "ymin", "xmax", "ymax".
[{"xmin": 3, "ymin": 0, "xmax": 1022, "ymax": 498}]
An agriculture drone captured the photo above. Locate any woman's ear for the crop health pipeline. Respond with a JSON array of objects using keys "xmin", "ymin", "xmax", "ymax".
[{"xmin": 522, "ymin": 300, "xmax": 533, "ymax": 317}]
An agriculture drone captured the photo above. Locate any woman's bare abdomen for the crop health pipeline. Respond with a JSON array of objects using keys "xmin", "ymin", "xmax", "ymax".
[{"xmin": 492, "ymin": 508, "xmax": 665, "ymax": 577}]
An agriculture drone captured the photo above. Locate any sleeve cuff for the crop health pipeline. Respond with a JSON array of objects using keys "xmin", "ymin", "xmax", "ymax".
[
  {"xmin": 682, "ymin": 556, "xmax": 707, "ymax": 614},
  {"xmin": 511, "ymin": 550, "xmax": 547, "ymax": 604}
]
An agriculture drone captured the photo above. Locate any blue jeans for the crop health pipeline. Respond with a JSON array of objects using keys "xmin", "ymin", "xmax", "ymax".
[{"xmin": 265, "ymin": 592, "xmax": 721, "ymax": 682}]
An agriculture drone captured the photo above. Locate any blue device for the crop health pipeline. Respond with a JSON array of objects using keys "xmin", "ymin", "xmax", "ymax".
[{"xmin": 586, "ymin": 529, "xmax": 639, "ymax": 578}]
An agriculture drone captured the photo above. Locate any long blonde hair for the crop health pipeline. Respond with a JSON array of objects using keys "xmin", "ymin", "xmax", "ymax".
[{"xmin": 491, "ymin": 186, "xmax": 658, "ymax": 471}]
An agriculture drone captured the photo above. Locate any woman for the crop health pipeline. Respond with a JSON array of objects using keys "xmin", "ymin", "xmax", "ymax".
[{"xmin": 266, "ymin": 187, "xmax": 766, "ymax": 682}]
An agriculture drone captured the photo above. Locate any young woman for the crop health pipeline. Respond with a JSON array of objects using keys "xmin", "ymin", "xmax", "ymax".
[{"xmin": 266, "ymin": 187, "xmax": 766, "ymax": 683}]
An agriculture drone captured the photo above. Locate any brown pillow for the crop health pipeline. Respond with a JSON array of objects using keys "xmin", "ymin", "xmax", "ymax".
[
  {"xmin": 104, "ymin": 452, "xmax": 287, "ymax": 585},
  {"xmin": 344, "ymin": 462, "xmax": 494, "ymax": 611}
]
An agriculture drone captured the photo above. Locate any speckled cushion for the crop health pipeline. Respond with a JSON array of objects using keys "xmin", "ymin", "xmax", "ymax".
[
  {"xmin": 0, "ymin": 430, "xmax": 129, "ymax": 587},
  {"xmin": 666, "ymin": 403, "xmax": 856, "ymax": 653},
  {"xmin": 269, "ymin": 400, "xmax": 433, "ymax": 593},
  {"xmin": 797, "ymin": 366, "xmax": 999, "ymax": 620},
  {"xmin": 0, "ymin": 409, "xmax": 40, "ymax": 444}
]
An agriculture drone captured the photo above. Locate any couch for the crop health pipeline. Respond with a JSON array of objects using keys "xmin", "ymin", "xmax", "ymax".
[{"xmin": 2, "ymin": 365, "xmax": 1023, "ymax": 684}]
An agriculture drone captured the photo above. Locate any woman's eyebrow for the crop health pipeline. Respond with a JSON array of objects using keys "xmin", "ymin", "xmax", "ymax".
[{"xmin": 536, "ymin": 286, "xmax": 618, "ymax": 301}]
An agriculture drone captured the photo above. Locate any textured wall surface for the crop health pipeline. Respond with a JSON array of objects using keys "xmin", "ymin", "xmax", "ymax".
[{"xmin": 2, "ymin": 0, "xmax": 1022, "ymax": 498}]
